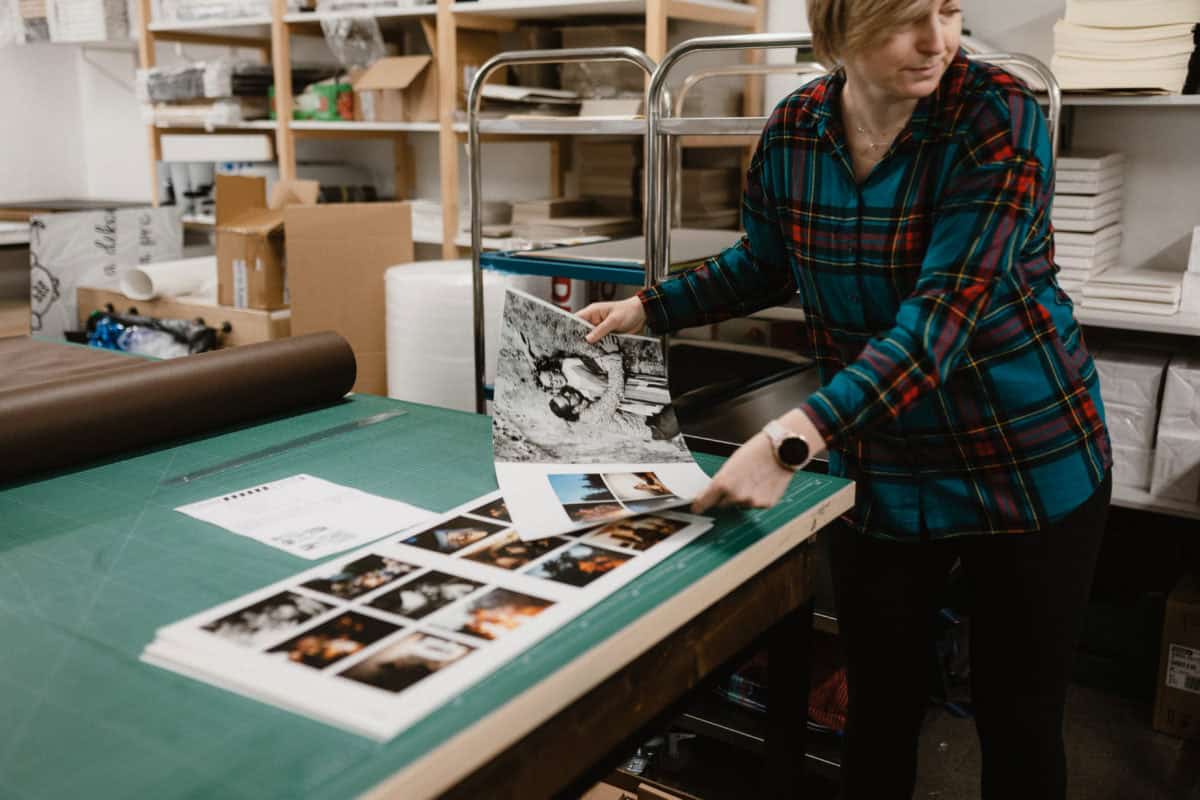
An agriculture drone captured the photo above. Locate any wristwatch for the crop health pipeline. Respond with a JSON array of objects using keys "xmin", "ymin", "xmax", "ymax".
[{"xmin": 763, "ymin": 419, "xmax": 811, "ymax": 472}]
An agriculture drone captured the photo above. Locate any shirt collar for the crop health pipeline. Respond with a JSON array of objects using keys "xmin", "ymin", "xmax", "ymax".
[{"xmin": 799, "ymin": 48, "xmax": 970, "ymax": 145}]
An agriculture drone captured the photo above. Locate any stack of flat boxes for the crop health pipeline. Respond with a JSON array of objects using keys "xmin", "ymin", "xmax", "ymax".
[
  {"xmin": 1053, "ymin": 151, "xmax": 1124, "ymax": 298},
  {"xmin": 1150, "ymin": 355, "xmax": 1200, "ymax": 505}
]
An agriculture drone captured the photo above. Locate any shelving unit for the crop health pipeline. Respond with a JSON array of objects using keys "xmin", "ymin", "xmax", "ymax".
[{"xmin": 135, "ymin": 0, "xmax": 765, "ymax": 257}]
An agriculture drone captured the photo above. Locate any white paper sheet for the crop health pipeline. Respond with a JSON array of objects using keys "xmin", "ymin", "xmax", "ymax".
[
  {"xmin": 145, "ymin": 490, "xmax": 713, "ymax": 740},
  {"xmin": 491, "ymin": 288, "xmax": 713, "ymax": 540},
  {"xmin": 175, "ymin": 474, "xmax": 435, "ymax": 559}
]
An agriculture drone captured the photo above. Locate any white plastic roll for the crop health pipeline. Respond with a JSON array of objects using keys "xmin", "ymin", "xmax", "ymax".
[
  {"xmin": 120, "ymin": 256, "xmax": 217, "ymax": 301},
  {"xmin": 385, "ymin": 260, "xmax": 552, "ymax": 412}
]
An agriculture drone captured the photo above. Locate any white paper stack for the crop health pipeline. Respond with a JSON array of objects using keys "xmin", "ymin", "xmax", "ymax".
[
  {"xmin": 1051, "ymin": 0, "xmax": 1200, "ymax": 93},
  {"xmin": 47, "ymin": 0, "xmax": 127, "ymax": 42},
  {"xmin": 1094, "ymin": 347, "xmax": 1169, "ymax": 490},
  {"xmin": 1054, "ymin": 151, "xmax": 1125, "ymax": 296},
  {"xmin": 1151, "ymin": 355, "xmax": 1200, "ymax": 503},
  {"xmin": 1082, "ymin": 266, "xmax": 1184, "ymax": 315}
]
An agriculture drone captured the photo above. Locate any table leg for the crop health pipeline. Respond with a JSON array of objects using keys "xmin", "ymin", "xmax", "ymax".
[{"xmin": 764, "ymin": 596, "xmax": 813, "ymax": 798}]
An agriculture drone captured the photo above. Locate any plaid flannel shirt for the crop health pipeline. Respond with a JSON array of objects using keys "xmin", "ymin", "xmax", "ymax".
[{"xmin": 641, "ymin": 51, "xmax": 1112, "ymax": 540}]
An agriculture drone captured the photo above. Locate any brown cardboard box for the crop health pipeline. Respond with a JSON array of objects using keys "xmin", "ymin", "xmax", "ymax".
[
  {"xmin": 215, "ymin": 175, "xmax": 319, "ymax": 310},
  {"xmin": 284, "ymin": 202, "xmax": 413, "ymax": 395},
  {"xmin": 1154, "ymin": 572, "xmax": 1200, "ymax": 740},
  {"xmin": 352, "ymin": 19, "xmax": 501, "ymax": 122}
]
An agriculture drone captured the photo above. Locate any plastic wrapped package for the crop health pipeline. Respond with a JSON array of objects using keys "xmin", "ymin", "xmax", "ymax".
[
  {"xmin": 1150, "ymin": 432, "xmax": 1200, "ymax": 502},
  {"xmin": 318, "ymin": 0, "xmax": 385, "ymax": 71},
  {"xmin": 1094, "ymin": 347, "xmax": 1169, "ymax": 409},
  {"xmin": 1159, "ymin": 355, "xmax": 1200, "ymax": 432},
  {"xmin": 1111, "ymin": 443, "xmax": 1153, "ymax": 491},
  {"xmin": 385, "ymin": 261, "xmax": 552, "ymax": 412},
  {"xmin": 1105, "ymin": 401, "xmax": 1160, "ymax": 451}
]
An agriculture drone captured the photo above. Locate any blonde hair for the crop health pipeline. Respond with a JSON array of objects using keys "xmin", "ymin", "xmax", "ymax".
[{"xmin": 807, "ymin": 0, "xmax": 934, "ymax": 67}]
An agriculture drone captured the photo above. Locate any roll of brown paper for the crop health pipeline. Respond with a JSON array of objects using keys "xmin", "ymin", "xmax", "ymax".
[{"xmin": 0, "ymin": 332, "xmax": 356, "ymax": 484}]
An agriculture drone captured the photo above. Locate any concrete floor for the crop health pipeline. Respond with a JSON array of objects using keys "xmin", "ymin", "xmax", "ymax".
[{"xmin": 915, "ymin": 684, "xmax": 1195, "ymax": 800}]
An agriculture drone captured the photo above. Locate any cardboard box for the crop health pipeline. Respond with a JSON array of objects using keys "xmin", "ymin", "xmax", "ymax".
[
  {"xmin": 215, "ymin": 175, "xmax": 319, "ymax": 310},
  {"xmin": 353, "ymin": 19, "xmax": 501, "ymax": 123},
  {"xmin": 1154, "ymin": 573, "xmax": 1200, "ymax": 740},
  {"xmin": 285, "ymin": 202, "xmax": 413, "ymax": 395}
]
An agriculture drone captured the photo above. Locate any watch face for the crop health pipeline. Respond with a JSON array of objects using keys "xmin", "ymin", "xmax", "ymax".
[{"xmin": 779, "ymin": 436, "xmax": 810, "ymax": 467}]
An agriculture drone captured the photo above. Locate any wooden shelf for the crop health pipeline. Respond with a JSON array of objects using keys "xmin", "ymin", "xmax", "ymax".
[
  {"xmin": 449, "ymin": 0, "xmax": 755, "ymax": 25},
  {"xmin": 1111, "ymin": 485, "xmax": 1200, "ymax": 522},
  {"xmin": 1077, "ymin": 307, "xmax": 1200, "ymax": 337},
  {"xmin": 290, "ymin": 120, "xmax": 440, "ymax": 134},
  {"xmin": 284, "ymin": 6, "xmax": 434, "ymax": 34},
  {"xmin": 153, "ymin": 120, "xmax": 277, "ymax": 130},
  {"xmin": 147, "ymin": 16, "xmax": 272, "ymax": 44}
]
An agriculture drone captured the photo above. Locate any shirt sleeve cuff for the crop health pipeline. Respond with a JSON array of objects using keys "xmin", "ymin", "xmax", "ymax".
[
  {"xmin": 798, "ymin": 393, "xmax": 839, "ymax": 449},
  {"xmin": 637, "ymin": 287, "xmax": 672, "ymax": 335}
]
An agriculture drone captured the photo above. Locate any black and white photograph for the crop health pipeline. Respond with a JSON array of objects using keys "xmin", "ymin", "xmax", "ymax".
[
  {"xmin": 585, "ymin": 514, "xmax": 689, "ymax": 552},
  {"xmin": 461, "ymin": 531, "xmax": 569, "ymax": 571},
  {"xmin": 267, "ymin": 611, "xmax": 399, "ymax": 669},
  {"xmin": 201, "ymin": 591, "xmax": 332, "ymax": 648},
  {"xmin": 524, "ymin": 543, "xmax": 632, "ymax": 587},
  {"xmin": 463, "ymin": 497, "xmax": 511, "ymax": 524},
  {"xmin": 491, "ymin": 289, "xmax": 691, "ymax": 465},
  {"xmin": 428, "ymin": 587, "xmax": 556, "ymax": 641},
  {"xmin": 402, "ymin": 516, "xmax": 505, "ymax": 554},
  {"xmin": 301, "ymin": 554, "xmax": 421, "ymax": 601},
  {"xmin": 340, "ymin": 632, "xmax": 475, "ymax": 694},
  {"xmin": 368, "ymin": 571, "xmax": 484, "ymax": 620},
  {"xmin": 601, "ymin": 472, "xmax": 677, "ymax": 503}
]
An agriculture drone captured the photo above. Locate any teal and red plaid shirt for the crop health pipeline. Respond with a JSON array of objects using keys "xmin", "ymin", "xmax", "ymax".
[{"xmin": 641, "ymin": 51, "xmax": 1112, "ymax": 540}]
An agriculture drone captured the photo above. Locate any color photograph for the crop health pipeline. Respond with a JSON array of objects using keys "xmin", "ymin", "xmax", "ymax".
[
  {"xmin": 549, "ymin": 473, "xmax": 615, "ymax": 505},
  {"xmin": 461, "ymin": 531, "xmax": 568, "ymax": 570},
  {"xmin": 585, "ymin": 514, "xmax": 689, "ymax": 552},
  {"xmin": 202, "ymin": 591, "xmax": 332, "ymax": 648},
  {"xmin": 562, "ymin": 501, "xmax": 627, "ymax": 524},
  {"xmin": 267, "ymin": 611, "xmax": 399, "ymax": 669},
  {"xmin": 368, "ymin": 571, "xmax": 484, "ymax": 620},
  {"xmin": 524, "ymin": 543, "xmax": 631, "ymax": 587},
  {"xmin": 464, "ymin": 497, "xmax": 511, "ymax": 524},
  {"xmin": 403, "ymin": 516, "xmax": 505, "ymax": 554},
  {"xmin": 340, "ymin": 632, "xmax": 475, "ymax": 694},
  {"xmin": 601, "ymin": 471, "xmax": 676, "ymax": 503},
  {"xmin": 430, "ymin": 587, "xmax": 555, "ymax": 641},
  {"xmin": 301, "ymin": 554, "xmax": 420, "ymax": 600}
]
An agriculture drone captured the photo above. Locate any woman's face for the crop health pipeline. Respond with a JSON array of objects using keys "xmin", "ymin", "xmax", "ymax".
[{"xmin": 843, "ymin": 1, "xmax": 962, "ymax": 101}]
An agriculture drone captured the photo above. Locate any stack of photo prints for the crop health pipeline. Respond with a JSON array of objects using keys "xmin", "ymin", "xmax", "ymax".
[
  {"xmin": 142, "ymin": 491, "xmax": 712, "ymax": 740},
  {"xmin": 493, "ymin": 289, "xmax": 713, "ymax": 540}
]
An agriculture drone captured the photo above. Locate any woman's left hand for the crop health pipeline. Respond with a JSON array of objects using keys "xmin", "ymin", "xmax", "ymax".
[{"xmin": 691, "ymin": 432, "xmax": 794, "ymax": 513}]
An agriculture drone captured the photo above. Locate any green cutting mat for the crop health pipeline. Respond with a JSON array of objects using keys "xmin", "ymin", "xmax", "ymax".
[{"xmin": 0, "ymin": 395, "xmax": 850, "ymax": 800}]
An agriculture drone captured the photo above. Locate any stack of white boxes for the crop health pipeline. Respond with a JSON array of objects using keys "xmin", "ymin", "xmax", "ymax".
[
  {"xmin": 1151, "ymin": 355, "xmax": 1200, "ymax": 504},
  {"xmin": 1183, "ymin": 224, "xmax": 1200, "ymax": 316},
  {"xmin": 1094, "ymin": 348, "xmax": 1169, "ymax": 491},
  {"xmin": 1053, "ymin": 151, "xmax": 1124, "ymax": 298}
]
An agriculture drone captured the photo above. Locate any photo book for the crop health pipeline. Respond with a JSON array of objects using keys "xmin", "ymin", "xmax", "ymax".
[{"xmin": 143, "ymin": 490, "xmax": 712, "ymax": 740}]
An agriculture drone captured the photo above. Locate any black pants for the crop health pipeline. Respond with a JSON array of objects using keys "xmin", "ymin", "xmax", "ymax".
[{"xmin": 826, "ymin": 472, "xmax": 1112, "ymax": 800}]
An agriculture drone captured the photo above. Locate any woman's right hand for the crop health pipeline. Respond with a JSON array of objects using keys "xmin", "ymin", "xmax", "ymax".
[{"xmin": 578, "ymin": 296, "xmax": 647, "ymax": 343}]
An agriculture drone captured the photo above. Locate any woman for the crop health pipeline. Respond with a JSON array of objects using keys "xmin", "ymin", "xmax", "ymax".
[{"xmin": 578, "ymin": 1, "xmax": 1112, "ymax": 797}]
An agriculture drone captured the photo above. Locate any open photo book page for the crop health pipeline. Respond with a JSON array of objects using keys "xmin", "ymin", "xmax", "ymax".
[
  {"xmin": 143, "ymin": 490, "xmax": 713, "ymax": 741},
  {"xmin": 492, "ymin": 288, "xmax": 712, "ymax": 541}
]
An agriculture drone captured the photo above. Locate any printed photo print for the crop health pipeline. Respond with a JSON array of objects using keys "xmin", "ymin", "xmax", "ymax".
[
  {"xmin": 202, "ymin": 591, "xmax": 332, "ymax": 648},
  {"xmin": 602, "ymin": 472, "xmax": 676, "ymax": 503},
  {"xmin": 562, "ymin": 501, "xmax": 626, "ymax": 525},
  {"xmin": 524, "ymin": 543, "xmax": 631, "ymax": 587},
  {"xmin": 268, "ymin": 611, "xmax": 398, "ymax": 669},
  {"xmin": 492, "ymin": 289, "xmax": 691, "ymax": 465},
  {"xmin": 430, "ymin": 587, "xmax": 555, "ymax": 641},
  {"xmin": 461, "ymin": 531, "xmax": 569, "ymax": 571},
  {"xmin": 340, "ymin": 631, "xmax": 475, "ymax": 694},
  {"xmin": 464, "ymin": 497, "xmax": 511, "ymax": 524},
  {"xmin": 368, "ymin": 571, "xmax": 484, "ymax": 621},
  {"xmin": 403, "ymin": 516, "xmax": 505, "ymax": 554},
  {"xmin": 548, "ymin": 473, "xmax": 614, "ymax": 505},
  {"xmin": 586, "ymin": 514, "xmax": 689, "ymax": 552},
  {"xmin": 301, "ymin": 554, "xmax": 420, "ymax": 601}
]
